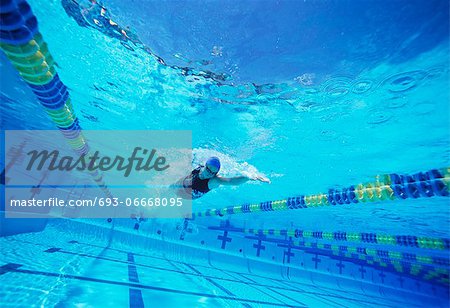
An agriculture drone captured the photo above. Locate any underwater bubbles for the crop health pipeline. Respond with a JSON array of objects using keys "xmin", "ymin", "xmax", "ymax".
[
  {"xmin": 351, "ymin": 79, "xmax": 374, "ymax": 94},
  {"xmin": 294, "ymin": 73, "xmax": 315, "ymax": 86},
  {"xmin": 387, "ymin": 95, "xmax": 408, "ymax": 109},
  {"xmin": 425, "ymin": 66, "xmax": 448, "ymax": 80},
  {"xmin": 366, "ymin": 109, "xmax": 393, "ymax": 124},
  {"xmin": 380, "ymin": 70, "xmax": 427, "ymax": 93},
  {"xmin": 320, "ymin": 76, "xmax": 352, "ymax": 98},
  {"xmin": 211, "ymin": 46, "xmax": 223, "ymax": 57}
]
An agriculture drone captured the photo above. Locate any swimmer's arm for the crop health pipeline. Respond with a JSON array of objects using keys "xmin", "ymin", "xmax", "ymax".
[
  {"xmin": 209, "ymin": 175, "xmax": 270, "ymax": 189},
  {"xmin": 216, "ymin": 176, "xmax": 250, "ymax": 186}
]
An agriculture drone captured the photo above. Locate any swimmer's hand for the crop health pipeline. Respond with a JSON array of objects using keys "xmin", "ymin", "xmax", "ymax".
[{"xmin": 250, "ymin": 175, "xmax": 271, "ymax": 183}]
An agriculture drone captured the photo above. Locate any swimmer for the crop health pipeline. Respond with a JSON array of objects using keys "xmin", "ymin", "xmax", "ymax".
[{"xmin": 175, "ymin": 156, "xmax": 270, "ymax": 199}]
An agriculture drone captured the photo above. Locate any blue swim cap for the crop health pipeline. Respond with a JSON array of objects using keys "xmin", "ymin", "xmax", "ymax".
[{"xmin": 206, "ymin": 156, "xmax": 221, "ymax": 171}]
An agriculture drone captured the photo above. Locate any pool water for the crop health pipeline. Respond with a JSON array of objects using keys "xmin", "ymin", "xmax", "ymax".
[{"xmin": 1, "ymin": 0, "xmax": 449, "ymax": 307}]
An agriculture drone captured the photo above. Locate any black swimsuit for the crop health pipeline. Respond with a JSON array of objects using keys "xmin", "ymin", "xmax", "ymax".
[{"xmin": 183, "ymin": 166, "xmax": 211, "ymax": 199}]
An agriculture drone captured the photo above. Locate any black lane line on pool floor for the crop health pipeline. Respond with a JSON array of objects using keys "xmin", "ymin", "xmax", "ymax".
[
  {"xmin": 166, "ymin": 260, "xmax": 229, "ymax": 306},
  {"xmin": 181, "ymin": 263, "xmax": 253, "ymax": 308},
  {"xmin": 236, "ymin": 272, "xmax": 334, "ymax": 308},
  {"xmin": 40, "ymin": 245, "xmax": 415, "ymax": 307},
  {"xmin": 224, "ymin": 271, "xmax": 306, "ymax": 307},
  {"xmin": 127, "ymin": 253, "xmax": 144, "ymax": 308},
  {"xmin": 237, "ymin": 273, "xmax": 305, "ymax": 305},
  {"xmin": 0, "ymin": 263, "xmax": 292, "ymax": 307}
]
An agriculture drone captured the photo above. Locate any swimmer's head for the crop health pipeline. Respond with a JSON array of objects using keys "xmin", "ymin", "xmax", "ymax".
[{"xmin": 204, "ymin": 156, "xmax": 220, "ymax": 177}]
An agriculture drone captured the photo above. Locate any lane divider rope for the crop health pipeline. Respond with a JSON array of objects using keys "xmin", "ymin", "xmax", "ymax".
[
  {"xmin": 291, "ymin": 239, "xmax": 448, "ymax": 285},
  {"xmin": 244, "ymin": 228, "xmax": 450, "ymax": 251},
  {"xmin": 1, "ymin": 0, "xmax": 113, "ymax": 199},
  {"xmin": 192, "ymin": 167, "xmax": 449, "ymax": 219}
]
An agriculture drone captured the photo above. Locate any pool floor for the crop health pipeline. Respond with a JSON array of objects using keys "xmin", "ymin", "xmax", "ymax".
[{"xmin": 0, "ymin": 220, "xmax": 446, "ymax": 307}]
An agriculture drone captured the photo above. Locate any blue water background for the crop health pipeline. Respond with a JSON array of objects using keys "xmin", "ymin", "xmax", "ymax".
[
  {"xmin": 1, "ymin": 0, "xmax": 450, "ymax": 306},
  {"xmin": 2, "ymin": 0, "xmax": 449, "ymax": 235}
]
